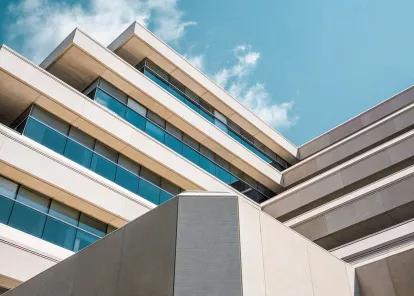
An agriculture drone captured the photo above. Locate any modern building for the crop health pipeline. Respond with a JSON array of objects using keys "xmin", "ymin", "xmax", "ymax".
[{"xmin": 0, "ymin": 22, "xmax": 413, "ymax": 296}]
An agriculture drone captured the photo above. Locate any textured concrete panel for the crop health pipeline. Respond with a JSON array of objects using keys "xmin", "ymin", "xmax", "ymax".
[
  {"xmin": 387, "ymin": 136, "xmax": 414, "ymax": 165},
  {"xmin": 72, "ymin": 228, "xmax": 125, "ymax": 296},
  {"xmin": 37, "ymin": 254, "xmax": 79, "ymax": 296},
  {"xmin": 116, "ymin": 198, "xmax": 178, "ymax": 296},
  {"xmin": 2, "ymin": 274, "xmax": 42, "ymax": 296},
  {"xmin": 174, "ymin": 195, "xmax": 242, "ymax": 296},
  {"xmin": 293, "ymin": 215, "xmax": 328, "ymax": 241}
]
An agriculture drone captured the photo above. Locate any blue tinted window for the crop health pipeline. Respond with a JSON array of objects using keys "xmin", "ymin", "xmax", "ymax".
[
  {"xmin": 115, "ymin": 167, "xmax": 139, "ymax": 193},
  {"xmin": 95, "ymin": 89, "xmax": 126, "ymax": 118},
  {"xmin": 24, "ymin": 119, "xmax": 67, "ymax": 154},
  {"xmin": 0, "ymin": 196, "xmax": 13, "ymax": 224},
  {"xmin": 183, "ymin": 145, "xmax": 199, "ymax": 165},
  {"xmin": 160, "ymin": 191, "xmax": 173, "ymax": 204},
  {"xmin": 8, "ymin": 203, "xmax": 46, "ymax": 238},
  {"xmin": 165, "ymin": 133, "xmax": 183, "ymax": 154},
  {"xmin": 199, "ymin": 155, "xmax": 216, "ymax": 176},
  {"xmin": 73, "ymin": 229, "xmax": 99, "ymax": 252},
  {"xmin": 0, "ymin": 176, "xmax": 18, "ymax": 199},
  {"xmin": 64, "ymin": 139, "xmax": 93, "ymax": 168},
  {"xmin": 78, "ymin": 214, "xmax": 107, "ymax": 237},
  {"xmin": 200, "ymin": 110, "xmax": 215, "ymax": 123},
  {"xmin": 90, "ymin": 153, "xmax": 117, "ymax": 181},
  {"xmin": 42, "ymin": 217, "xmax": 77, "ymax": 250},
  {"xmin": 138, "ymin": 179, "xmax": 160, "ymax": 205},
  {"xmin": 145, "ymin": 70, "xmax": 169, "ymax": 90},
  {"xmin": 146, "ymin": 121, "xmax": 165, "ymax": 143},
  {"xmin": 185, "ymin": 98, "xmax": 200, "ymax": 113},
  {"xmin": 215, "ymin": 166, "xmax": 232, "ymax": 184},
  {"xmin": 125, "ymin": 108, "xmax": 146, "ymax": 131}
]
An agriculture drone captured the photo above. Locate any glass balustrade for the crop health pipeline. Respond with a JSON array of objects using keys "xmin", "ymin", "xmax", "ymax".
[
  {"xmin": 0, "ymin": 193, "xmax": 103, "ymax": 252},
  {"xmin": 23, "ymin": 117, "xmax": 174, "ymax": 205},
  {"xmin": 139, "ymin": 65, "xmax": 288, "ymax": 172},
  {"xmin": 90, "ymin": 87, "xmax": 273, "ymax": 203}
]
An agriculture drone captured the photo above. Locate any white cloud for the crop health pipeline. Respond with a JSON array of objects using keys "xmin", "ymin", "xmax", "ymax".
[
  {"xmin": 7, "ymin": 0, "xmax": 195, "ymax": 63},
  {"xmin": 184, "ymin": 54, "xmax": 205, "ymax": 71},
  {"xmin": 214, "ymin": 44, "xmax": 298, "ymax": 129}
]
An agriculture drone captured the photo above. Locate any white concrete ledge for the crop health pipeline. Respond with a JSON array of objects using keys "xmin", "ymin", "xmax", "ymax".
[
  {"xmin": 331, "ymin": 219, "xmax": 414, "ymax": 265},
  {"xmin": 0, "ymin": 224, "xmax": 72, "ymax": 287},
  {"xmin": 0, "ymin": 124, "xmax": 153, "ymax": 227},
  {"xmin": 283, "ymin": 100, "xmax": 414, "ymax": 186},
  {"xmin": 107, "ymin": 22, "xmax": 298, "ymax": 163},
  {"xmin": 262, "ymin": 129, "xmax": 414, "ymax": 218},
  {"xmin": 37, "ymin": 28, "xmax": 284, "ymax": 189}
]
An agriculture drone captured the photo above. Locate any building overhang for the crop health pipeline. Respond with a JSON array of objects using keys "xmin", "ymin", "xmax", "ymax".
[
  {"xmin": 37, "ymin": 28, "xmax": 284, "ymax": 191},
  {"xmin": 107, "ymin": 22, "xmax": 299, "ymax": 164}
]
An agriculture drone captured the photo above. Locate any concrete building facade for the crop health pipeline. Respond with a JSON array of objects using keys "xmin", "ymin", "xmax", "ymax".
[{"xmin": 0, "ymin": 22, "xmax": 413, "ymax": 295}]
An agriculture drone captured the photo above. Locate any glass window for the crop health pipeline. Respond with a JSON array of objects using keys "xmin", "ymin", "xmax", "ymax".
[
  {"xmin": 182, "ymin": 134, "xmax": 199, "ymax": 151},
  {"xmin": 73, "ymin": 229, "xmax": 99, "ymax": 252},
  {"xmin": 145, "ymin": 59, "xmax": 169, "ymax": 81},
  {"xmin": 160, "ymin": 191, "xmax": 174, "ymax": 204},
  {"xmin": 82, "ymin": 79, "xmax": 99, "ymax": 97},
  {"xmin": 107, "ymin": 225, "xmax": 117, "ymax": 234},
  {"xmin": 24, "ymin": 118, "xmax": 67, "ymax": 154},
  {"xmin": 161, "ymin": 179, "xmax": 181, "ymax": 196},
  {"xmin": 199, "ymin": 145, "xmax": 214, "ymax": 161},
  {"xmin": 0, "ymin": 176, "xmax": 18, "ymax": 199},
  {"xmin": 127, "ymin": 98, "xmax": 147, "ymax": 117},
  {"xmin": 169, "ymin": 76, "xmax": 185, "ymax": 93},
  {"xmin": 78, "ymin": 213, "xmax": 107, "ymax": 237},
  {"xmin": 146, "ymin": 121, "xmax": 165, "ymax": 143},
  {"xmin": 166, "ymin": 123, "xmax": 182, "ymax": 140},
  {"xmin": 183, "ymin": 145, "xmax": 200, "ymax": 165},
  {"xmin": 215, "ymin": 155, "xmax": 230, "ymax": 170},
  {"xmin": 118, "ymin": 155, "xmax": 140, "ymax": 175},
  {"xmin": 199, "ymin": 99, "xmax": 214, "ymax": 114},
  {"xmin": 95, "ymin": 89, "xmax": 126, "ymax": 118},
  {"xmin": 140, "ymin": 167, "xmax": 161, "ymax": 187},
  {"xmin": 214, "ymin": 110, "xmax": 228, "ymax": 132},
  {"xmin": 43, "ymin": 201, "xmax": 79, "ymax": 250},
  {"xmin": 228, "ymin": 120, "xmax": 241, "ymax": 134},
  {"xmin": 90, "ymin": 153, "xmax": 117, "ymax": 181},
  {"xmin": 185, "ymin": 88, "xmax": 200, "ymax": 104},
  {"xmin": 0, "ymin": 195, "xmax": 14, "ymax": 224},
  {"xmin": 31, "ymin": 106, "xmax": 70, "ymax": 135},
  {"xmin": 9, "ymin": 188, "xmax": 49, "ymax": 237},
  {"xmin": 125, "ymin": 108, "xmax": 146, "ymax": 131},
  {"xmin": 115, "ymin": 166, "xmax": 139, "ymax": 194},
  {"xmin": 48, "ymin": 200, "xmax": 79, "ymax": 226},
  {"xmin": 98, "ymin": 79, "xmax": 128, "ymax": 104},
  {"xmin": 199, "ymin": 155, "xmax": 216, "ymax": 176},
  {"xmin": 243, "ymin": 174, "xmax": 258, "ymax": 190},
  {"xmin": 215, "ymin": 166, "xmax": 232, "ymax": 184},
  {"xmin": 147, "ymin": 110, "xmax": 166, "ymax": 128},
  {"xmin": 64, "ymin": 138, "xmax": 93, "ymax": 168},
  {"xmin": 15, "ymin": 188, "xmax": 49, "ymax": 212},
  {"xmin": 68, "ymin": 127, "xmax": 95, "ymax": 149},
  {"xmin": 165, "ymin": 133, "xmax": 183, "ymax": 154},
  {"xmin": 94, "ymin": 142, "xmax": 118, "ymax": 163},
  {"xmin": 138, "ymin": 179, "xmax": 160, "ymax": 205}
]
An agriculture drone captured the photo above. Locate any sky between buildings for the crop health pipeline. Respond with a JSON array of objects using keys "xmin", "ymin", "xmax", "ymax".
[{"xmin": 1, "ymin": 0, "xmax": 414, "ymax": 146}]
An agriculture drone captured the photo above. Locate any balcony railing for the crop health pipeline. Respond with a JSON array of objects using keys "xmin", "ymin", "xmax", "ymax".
[
  {"xmin": 138, "ymin": 64, "xmax": 289, "ymax": 171},
  {"xmin": 0, "ymin": 194, "xmax": 103, "ymax": 252},
  {"xmin": 22, "ymin": 117, "xmax": 174, "ymax": 205},
  {"xmin": 89, "ymin": 86, "xmax": 274, "ymax": 203}
]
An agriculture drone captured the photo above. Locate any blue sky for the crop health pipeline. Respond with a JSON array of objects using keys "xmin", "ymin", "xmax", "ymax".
[{"xmin": 1, "ymin": 0, "xmax": 414, "ymax": 146}]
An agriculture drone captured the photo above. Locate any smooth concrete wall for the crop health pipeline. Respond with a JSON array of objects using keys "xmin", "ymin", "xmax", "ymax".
[
  {"xmin": 262, "ymin": 129, "xmax": 414, "ymax": 220},
  {"xmin": 107, "ymin": 22, "xmax": 298, "ymax": 163},
  {"xmin": 0, "ymin": 224, "xmax": 72, "ymax": 288},
  {"xmin": 299, "ymin": 86, "xmax": 414, "ymax": 159},
  {"xmin": 355, "ymin": 242, "xmax": 414, "ymax": 296},
  {"xmin": 288, "ymin": 165, "xmax": 414, "ymax": 248},
  {"xmin": 284, "ymin": 101, "xmax": 414, "ymax": 186},
  {"xmin": 37, "ymin": 29, "xmax": 285, "ymax": 189},
  {"xmin": 238, "ymin": 198, "xmax": 354, "ymax": 296},
  {"xmin": 0, "ymin": 124, "xmax": 152, "ymax": 228}
]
